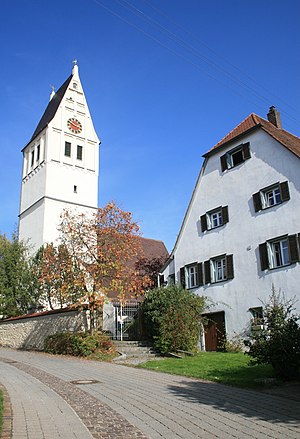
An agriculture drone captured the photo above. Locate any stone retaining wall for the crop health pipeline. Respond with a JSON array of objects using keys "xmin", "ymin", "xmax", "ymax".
[{"xmin": 0, "ymin": 309, "xmax": 89, "ymax": 350}]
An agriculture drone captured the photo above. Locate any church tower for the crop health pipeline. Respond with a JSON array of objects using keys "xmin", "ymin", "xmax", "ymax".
[{"xmin": 19, "ymin": 63, "xmax": 100, "ymax": 254}]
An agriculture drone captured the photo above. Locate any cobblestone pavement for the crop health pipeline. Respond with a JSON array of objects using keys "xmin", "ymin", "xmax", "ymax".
[{"xmin": 0, "ymin": 348, "xmax": 299, "ymax": 439}]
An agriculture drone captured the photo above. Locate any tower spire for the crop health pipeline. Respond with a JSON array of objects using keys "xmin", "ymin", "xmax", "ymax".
[{"xmin": 72, "ymin": 59, "xmax": 78, "ymax": 76}]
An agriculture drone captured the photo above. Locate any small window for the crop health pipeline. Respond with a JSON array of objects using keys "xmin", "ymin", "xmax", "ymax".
[
  {"xmin": 180, "ymin": 263, "xmax": 203, "ymax": 289},
  {"xmin": 36, "ymin": 145, "xmax": 40, "ymax": 162},
  {"xmin": 65, "ymin": 141, "xmax": 71, "ymax": 157},
  {"xmin": 187, "ymin": 265, "xmax": 199, "ymax": 288},
  {"xmin": 268, "ymin": 238, "xmax": 289, "ymax": 268},
  {"xmin": 253, "ymin": 181, "xmax": 290, "ymax": 212},
  {"xmin": 73, "ymin": 82, "xmax": 78, "ymax": 89},
  {"xmin": 168, "ymin": 274, "xmax": 176, "ymax": 285},
  {"xmin": 74, "ymin": 185, "xmax": 77, "ymax": 193},
  {"xmin": 204, "ymin": 254, "xmax": 234, "ymax": 284},
  {"xmin": 31, "ymin": 150, "xmax": 34, "ymax": 167},
  {"xmin": 249, "ymin": 307, "xmax": 264, "ymax": 331},
  {"xmin": 220, "ymin": 142, "xmax": 251, "ymax": 171},
  {"xmin": 77, "ymin": 145, "xmax": 83, "ymax": 160},
  {"xmin": 211, "ymin": 257, "xmax": 226, "ymax": 282},
  {"xmin": 259, "ymin": 234, "xmax": 299, "ymax": 270},
  {"xmin": 201, "ymin": 206, "xmax": 229, "ymax": 232}
]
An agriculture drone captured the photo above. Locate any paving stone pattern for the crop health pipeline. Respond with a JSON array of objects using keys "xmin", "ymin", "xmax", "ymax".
[
  {"xmin": 0, "ymin": 348, "xmax": 300, "ymax": 439},
  {"xmin": 0, "ymin": 358, "xmax": 148, "ymax": 439}
]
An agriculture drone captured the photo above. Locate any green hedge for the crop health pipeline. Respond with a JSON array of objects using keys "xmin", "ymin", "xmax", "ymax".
[{"xmin": 44, "ymin": 332, "xmax": 113, "ymax": 357}]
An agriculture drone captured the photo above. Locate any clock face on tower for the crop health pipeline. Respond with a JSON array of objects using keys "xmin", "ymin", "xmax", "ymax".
[{"xmin": 67, "ymin": 117, "xmax": 82, "ymax": 134}]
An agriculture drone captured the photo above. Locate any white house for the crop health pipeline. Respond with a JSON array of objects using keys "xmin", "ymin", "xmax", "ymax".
[
  {"xmin": 19, "ymin": 62, "xmax": 100, "ymax": 255},
  {"xmin": 160, "ymin": 107, "xmax": 300, "ymax": 350}
]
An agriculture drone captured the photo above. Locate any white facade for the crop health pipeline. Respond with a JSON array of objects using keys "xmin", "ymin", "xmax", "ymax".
[
  {"xmin": 161, "ymin": 111, "xmax": 300, "ymax": 348},
  {"xmin": 19, "ymin": 64, "xmax": 100, "ymax": 254}
]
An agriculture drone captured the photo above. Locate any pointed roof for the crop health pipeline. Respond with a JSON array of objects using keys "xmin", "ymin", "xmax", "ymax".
[
  {"xmin": 203, "ymin": 113, "xmax": 300, "ymax": 159},
  {"xmin": 23, "ymin": 74, "xmax": 73, "ymax": 150}
]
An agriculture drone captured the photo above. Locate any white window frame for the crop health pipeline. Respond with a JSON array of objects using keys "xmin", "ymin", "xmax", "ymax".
[
  {"xmin": 186, "ymin": 265, "xmax": 198, "ymax": 289},
  {"xmin": 267, "ymin": 238, "xmax": 289, "ymax": 268},
  {"xmin": 226, "ymin": 147, "xmax": 244, "ymax": 169},
  {"xmin": 211, "ymin": 257, "xmax": 226, "ymax": 283},
  {"xmin": 261, "ymin": 185, "xmax": 281, "ymax": 209},
  {"xmin": 207, "ymin": 209, "xmax": 223, "ymax": 230}
]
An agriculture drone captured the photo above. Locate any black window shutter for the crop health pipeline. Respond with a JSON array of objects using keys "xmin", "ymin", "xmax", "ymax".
[
  {"xmin": 242, "ymin": 142, "xmax": 251, "ymax": 160},
  {"xmin": 204, "ymin": 260, "xmax": 211, "ymax": 284},
  {"xmin": 253, "ymin": 191, "xmax": 262, "ymax": 212},
  {"xmin": 226, "ymin": 254, "xmax": 234, "ymax": 279},
  {"xmin": 288, "ymin": 235, "xmax": 299, "ymax": 263},
  {"xmin": 280, "ymin": 181, "xmax": 290, "ymax": 202},
  {"xmin": 197, "ymin": 262, "xmax": 203, "ymax": 286},
  {"xmin": 220, "ymin": 154, "xmax": 228, "ymax": 172},
  {"xmin": 259, "ymin": 243, "xmax": 269, "ymax": 270},
  {"xmin": 201, "ymin": 214, "xmax": 207, "ymax": 232},
  {"xmin": 180, "ymin": 267, "xmax": 186, "ymax": 289},
  {"xmin": 222, "ymin": 206, "xmax": 229, "ymax": 224}
]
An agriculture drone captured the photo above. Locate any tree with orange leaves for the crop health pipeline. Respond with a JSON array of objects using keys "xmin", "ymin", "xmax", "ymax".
[
  {"xmin": 55, "ymin": 202, "xmax": 151, "ymax": 333},
  {"xmin": 34, "ymin": 243, "xmax": 85, "ymax": 310}
]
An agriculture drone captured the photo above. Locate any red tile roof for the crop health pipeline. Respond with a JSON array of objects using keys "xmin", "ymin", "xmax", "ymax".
[
  {"xmin": 138, "ymin": 237, "xmax": 169, "ymax": 261},
  {"xmin": 203, "ymin": 113, "xmax": 300, "ymax": 159}
]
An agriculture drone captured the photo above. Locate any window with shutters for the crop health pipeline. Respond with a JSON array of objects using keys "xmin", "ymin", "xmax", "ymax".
[
  {"xmin": 253, "ymin": 181, "xmax": 290, "ymax": 212},
  {"xmin": 211, "ymin": 257, "xmax": 226, "ymax": 282},
  {"xmin": 201, "ymin": 206, "xmax": 229, "ymax": 232},
  {"xmin": 259, "ymin": 234, "xmax": 299, "ymax": 270},
  {"xmin": 180, "ymin": 263, "xmax": 203, "ymax": 289},
  {"xmin": 204, "ymin": 254, "xmax": 234, "ymax": 284},
  {"xmin": 220, "ymin": 142, "xmax": 251, "ymax": 171},
  {"xmin": 186, "ymin": 265, "xmax": 198, "ymax": 288}
]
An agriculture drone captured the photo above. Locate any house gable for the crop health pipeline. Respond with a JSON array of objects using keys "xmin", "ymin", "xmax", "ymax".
[{"xmin": 162, "ymin": 108, "xmax": 300, "ymax": 341}]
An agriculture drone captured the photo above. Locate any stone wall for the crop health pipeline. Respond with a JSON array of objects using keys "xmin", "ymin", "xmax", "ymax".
[{"xmin": 0, "ymin": 309, "xmax": 89, "ymax": 350}]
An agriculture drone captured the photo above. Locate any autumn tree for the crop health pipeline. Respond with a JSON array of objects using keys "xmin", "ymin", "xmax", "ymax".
[
  {"xmin": 55, "ymin": 202, "xmax": 151, "ymax": 333},
  {"xmin": 34, "ymin": 243, "xmax": 85, "ymax": 309},
  {"xmin": 0, "ymin": 233, "xmax": 41, "ymax": 318}
]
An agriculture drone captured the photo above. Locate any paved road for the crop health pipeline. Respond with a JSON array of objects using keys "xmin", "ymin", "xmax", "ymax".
[{"xmin": 0, "ymin": 348, "xmax": 299, "ymax": 439}]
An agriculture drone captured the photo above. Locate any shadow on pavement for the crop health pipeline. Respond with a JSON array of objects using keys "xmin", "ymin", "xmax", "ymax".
[{"xmin": 167, "ymin": 379, "xmax": 300, "ymax": 424}]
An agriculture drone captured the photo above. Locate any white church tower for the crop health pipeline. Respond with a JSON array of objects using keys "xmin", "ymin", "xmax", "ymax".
[{"xmin": 19, "ymin": 62, "xmax": 100, "ymax": 254}]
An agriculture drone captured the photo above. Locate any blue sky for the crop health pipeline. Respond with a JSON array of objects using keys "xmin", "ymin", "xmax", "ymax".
[{"xmin": 1, "ymin": 0, "xmax": 300, "ymax": 252}]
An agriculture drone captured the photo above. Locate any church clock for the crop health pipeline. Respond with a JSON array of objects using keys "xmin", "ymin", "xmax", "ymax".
[{"xmin": 67, "ymin": 117, "xmax": 82, "ymax": 134}]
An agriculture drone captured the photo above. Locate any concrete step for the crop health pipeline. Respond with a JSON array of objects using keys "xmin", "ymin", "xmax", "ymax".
[{"xmin": 112, "ymin": 340, "xmax": 161, "ymax": 364}]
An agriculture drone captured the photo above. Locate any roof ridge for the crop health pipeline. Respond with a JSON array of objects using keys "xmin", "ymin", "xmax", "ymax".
[
  {"xmin": 23, "ymin": 74, "xmax": 73, "ymax": 150},
  {"xmin": 204, "ymin": 111, "xmax": 300, "ymax": 160},
  {"xmin": 209, "ymin": 113, "xmax": 260, "ymax": 152}
]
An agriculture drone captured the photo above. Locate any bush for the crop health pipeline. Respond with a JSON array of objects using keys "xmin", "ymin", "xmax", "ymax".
[
  {"xmin": 44, "ymin": 332, "xmax": 114, "ymax": 357},
  {"xmin": 244, "ymin": 288, "xmax": 300, "ymax": 380},
  {"xmin": 141, "ymin": 284, "xmax": 206, "ymax": 354}
]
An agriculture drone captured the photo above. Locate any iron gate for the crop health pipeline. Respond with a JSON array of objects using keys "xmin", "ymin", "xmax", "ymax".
[{"xmin": 113, "ymin": 302, "xmax": 141, "ymax": 340}]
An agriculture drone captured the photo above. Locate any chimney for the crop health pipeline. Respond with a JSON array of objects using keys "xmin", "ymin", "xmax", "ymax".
[{"xmin": 267, "ymin": 106, "xmax": 282, "ymax": 129}]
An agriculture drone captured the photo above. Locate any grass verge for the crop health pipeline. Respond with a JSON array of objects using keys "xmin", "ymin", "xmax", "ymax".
[{"xmin": 139, "ymin": 352, "xmax": 277, "ymax": 389}]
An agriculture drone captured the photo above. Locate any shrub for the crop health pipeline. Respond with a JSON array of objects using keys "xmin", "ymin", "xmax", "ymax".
[
  {"xmin": 244, "ymin": 288, "xmax": 300, "ymax": 380},
  {"xmin": 44, "ymin": 332, "xmax": 114, "ymax": 357},
  {"xmin": 141, "ymin": 284, "xmax": 206, "ymax": 354},
  {"xmin": 223, "ymin": 335, "xmax": 244, "ymax": 353}
]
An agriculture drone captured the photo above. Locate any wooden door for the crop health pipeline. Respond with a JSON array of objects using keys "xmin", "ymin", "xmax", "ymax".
[{"xmin": 203, "ymin": 311, "xmax": 226, "ymax": 351}]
